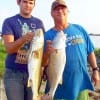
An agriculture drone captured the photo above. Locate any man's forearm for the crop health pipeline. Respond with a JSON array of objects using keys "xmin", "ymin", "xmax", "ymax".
[
  {"xmin": 88, "ymin": 52, "xmax": 98, "ymax": 69},
  {"xmin": 42, "ymin": 53, "xmax": 49, "ymax": 67}
]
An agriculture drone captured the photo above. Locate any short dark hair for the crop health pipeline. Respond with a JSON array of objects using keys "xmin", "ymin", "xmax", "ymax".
[{"xmin": 17, "ymin": 0, "xmax": 35, "ymax": 4}]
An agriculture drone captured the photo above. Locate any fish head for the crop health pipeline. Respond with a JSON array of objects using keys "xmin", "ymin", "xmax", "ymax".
[
  {"xmin": 52, "ymin": 31, "xmax": 66, "ymax": 49},
  {"xmin": 31, "ymin": 29, "xmax": 44, "ymax": 51}
]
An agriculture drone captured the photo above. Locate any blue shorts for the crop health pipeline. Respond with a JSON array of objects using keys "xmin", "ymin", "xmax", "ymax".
[{"xmin": 4, "ymin": 68, "xmax": 32, "ymax": 100}]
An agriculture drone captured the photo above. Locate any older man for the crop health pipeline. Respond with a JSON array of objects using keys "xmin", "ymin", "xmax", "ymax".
[{"xmin": 42, "ymin": 0, "xmax": 100, "ymax": 100}]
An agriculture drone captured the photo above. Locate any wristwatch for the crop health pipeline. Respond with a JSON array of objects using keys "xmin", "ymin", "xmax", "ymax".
[{"xmin": 92, "ymin": 67, "xmax": 100, "ymax": 72}]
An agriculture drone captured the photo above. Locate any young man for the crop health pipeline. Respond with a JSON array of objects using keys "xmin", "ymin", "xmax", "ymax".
[
  {"xmin": 2, "ymin": 0, "xmax": 45, "ymax": 100},
  {"xmin": 42, "ymin": 0, "xmax": 100, "ymax": 100}
]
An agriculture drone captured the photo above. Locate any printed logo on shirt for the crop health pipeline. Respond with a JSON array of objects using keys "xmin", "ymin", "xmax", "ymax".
[
  {"xmin": 67, "ymin": 34, "xmax": 84, "ymax": 46},
  {"xmin": 15, "ymin": 21, "xmax": 35, "ymax": 64}
]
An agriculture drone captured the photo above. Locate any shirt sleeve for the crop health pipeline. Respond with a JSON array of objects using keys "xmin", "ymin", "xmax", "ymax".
[{"xmin": 2, "ymin": 18, "xmax": 14, "ymax": 36}]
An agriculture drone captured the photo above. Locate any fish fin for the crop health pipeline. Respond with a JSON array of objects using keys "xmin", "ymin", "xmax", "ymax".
[
  {"xmin": 27, "ymin": 79, "xmax": 32, "ymax": 87},
  {"xmin": 59, "ymin": 78, "xmax": 63, "ymax": 85},
  {"xmin": 41, "ymin": 93, "xmax": 53, "ymax": 100}
]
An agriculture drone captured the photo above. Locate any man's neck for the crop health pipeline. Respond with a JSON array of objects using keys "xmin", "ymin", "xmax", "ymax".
[
  {"xmin": 20, "ymin": 13, "xmax": 32, "ymax": 18},
  {"xmin": 54, "ymin": 23, "xmax": 69, "ymax": 31}
]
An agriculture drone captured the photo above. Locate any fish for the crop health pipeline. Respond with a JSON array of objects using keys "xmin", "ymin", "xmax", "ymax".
[
  {"xmin": 27, "ymin": 28, "xmax": 44, "ymax": 100},
  {"xmin": 42, "ymin": 31, "xmax": 66, "ymax": 100}
]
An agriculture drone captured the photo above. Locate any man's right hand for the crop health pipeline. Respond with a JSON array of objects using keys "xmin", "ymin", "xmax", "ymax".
[
  {"xmin": 45, "ymin": 40, "xmax": 56, "ymax": 56},
  {"xmin": 23, "ymin": 32, "xmax": 34, "ymax": 42}
]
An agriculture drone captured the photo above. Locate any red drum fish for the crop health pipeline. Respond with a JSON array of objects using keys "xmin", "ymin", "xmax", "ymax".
[
  {"xmin": 27, "ymin": 29, "xmax": 44, "ymax": 100},
  {"xmin": 42, "ymin": 31, "xmax": 66, "ymax": 100}
]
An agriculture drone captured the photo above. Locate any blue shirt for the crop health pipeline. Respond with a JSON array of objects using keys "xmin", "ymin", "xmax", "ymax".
[
  {"xmin": 2, "ymin": 14, "xmax": 45, "ymax": 72},
  {"xmin": 44, "ymin": 24, "xmax": 94, "ymax": 100}
]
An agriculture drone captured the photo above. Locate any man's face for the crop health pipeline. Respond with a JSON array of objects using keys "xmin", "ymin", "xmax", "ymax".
[
  {"xmin": 18, "ymin": 0, "xmax": 35, "ymax": 16},
  {"xmin": 51, "ymin": 5, "xmax": 68, "ymax": 22}
]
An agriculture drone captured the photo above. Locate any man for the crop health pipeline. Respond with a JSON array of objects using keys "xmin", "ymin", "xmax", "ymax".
[
  {"xmin": 42, "ymin": 0, "xmax": 100, "ymax": 100},
  {"xmin": 2, "ymin": 0, "xmax": 45, "ymax": 100}
]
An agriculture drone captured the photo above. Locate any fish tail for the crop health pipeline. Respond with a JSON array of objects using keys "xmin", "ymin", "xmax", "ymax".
[
  {"xmin": 41, "ymin": 93, "xmax": 53, "ymax": 100},
  {"xmin": 27, "ymin": 79, "xmax": 32, "ymax": 87},
  {"xmin": 59, "ymin": 78, "xmax": 63, "ymax": 85}
]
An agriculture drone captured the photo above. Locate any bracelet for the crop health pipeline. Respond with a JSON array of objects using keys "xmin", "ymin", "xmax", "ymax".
[{"xmin": 92, "ymin": 67, "xmax": 99, "ymax": 72}]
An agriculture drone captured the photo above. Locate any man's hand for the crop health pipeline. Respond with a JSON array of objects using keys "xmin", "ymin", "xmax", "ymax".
[
  {"xmin": 45, "ymin": 40, "xmax": 56, "ymax": 56},
  {"xmin": 23, "ymin": 32, "xmax": 34, "ymax": 42},
  {"xmin": 91, "ymin": 70, "xmax": 100, "ymax": 87}
]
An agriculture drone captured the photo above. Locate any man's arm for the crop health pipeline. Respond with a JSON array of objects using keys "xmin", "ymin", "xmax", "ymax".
[
  {"xmin": 3, "ymin": 32, "xmax": 34, "ymax": 54},
  {"xmin": 42, "ymin": 52, "xmax": 49, "ymax": 67},
  {"xmin": 88, "ymin": 52, "xmax": 100, "ymax": 86},
  {"xmin": 42, "ymin": 40, "xmax": 56, "ymax": 67}
]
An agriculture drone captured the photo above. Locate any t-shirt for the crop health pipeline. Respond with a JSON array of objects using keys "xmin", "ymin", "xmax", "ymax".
[
  {"xmin": 2, "ymin": 14, "xmax": 45, "ymax": 72},
  {"xmin": 44, "ymin": 24, "xmax": 94, "ymax": 100}
]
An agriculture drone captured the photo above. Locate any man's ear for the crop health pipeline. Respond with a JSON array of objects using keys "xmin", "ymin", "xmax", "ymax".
[
  {"xmin": 34, "ymin": 0, "xmax": 36, "ymax": 6},
  {"xmin": 17, "ymin": 0, "xmax": 21, "ymax": 5},
  {"xmin": 51, "ymin": 11, "xmax": 53, "ymax": 17}
]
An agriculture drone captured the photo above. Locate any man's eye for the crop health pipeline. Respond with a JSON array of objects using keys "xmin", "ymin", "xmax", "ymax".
[{"xmin": 30, "ymin": 2, "xmax": 33, "ymax": 5}]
